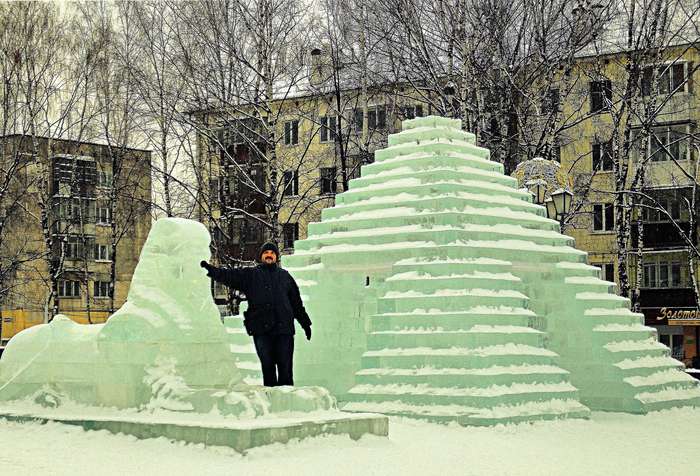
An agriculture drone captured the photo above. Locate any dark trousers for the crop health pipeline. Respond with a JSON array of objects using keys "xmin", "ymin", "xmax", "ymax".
[{"xmin": 253, "ymin": 334, "xmax": 294, "ymax": 387}]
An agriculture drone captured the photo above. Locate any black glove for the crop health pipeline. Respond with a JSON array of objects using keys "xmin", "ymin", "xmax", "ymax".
[
  {"xmin": 303, "ymin": 326, "xmax": 311, "ymax": 341},
  {"xmin": 200, "ymin": 260, "xmax": 214, "ymax": 277}
]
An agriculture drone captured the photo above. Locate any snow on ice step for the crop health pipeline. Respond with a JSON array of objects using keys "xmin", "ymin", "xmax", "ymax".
[
  {"xmin": 334, "ymin": 184, "xmax": 546, "ymax": 216},
  {"xmin": 345, "ymin": 381, "xmax": 580, "ymax": 407},
  {"xmin": 316, "ymin": 203, "xmax": 557, "ymax": 235},
  {"xmin": 374, "ymin": 140, "xmax": 496, "ymax": 170},
  {"xmin": 564, "ymin": 276, "xmax": 616, "ymax": 293},
  {"xmin": 367, "ymin": 326, "xmax": 544, "ymax": 350},
  {"xmin": 361, "ymin": 344, "xmax": 559, "ymax": 369},
  {"xmin": 614, "ymin": 355, "xmax": 685, "ymax": 377},
  {"xmin": 341, "ymin": 398, "xmax": 590, "ymax": 426},
  {"xmin": 383, "ymin": 270, "xmax": 522, "ymax": 293},
  {"xmin": 378, "ymin": 288, "xmax": 530, "ymax": 312},
  {"xmin": 343, "ymin": 176, "xmax": 527, "ymax": 205},
  {"xmin": 369, "ymin": 306, "xmax": 536, "ymax": 331},
  {"xmin": 624, "ymin": 369, "xmax": 698, "ymax": 389},
  {"xmin": 574, "ymin": 291, "xmax": 630, "ymax": 309},
  {"xmin": 554, "ymin": 261, "xmax": 602, "ymax": 278},
  {"xmin": 391, "ymin": 256, "xmax": 514, "ymax": 275},
  {"xmin": 592, "ymin": 323, "xmax": 657, "ymax": 344},
  {"xmin": 387, "ymin": 125, "xmax": 476, "ymax": 146},
  {"xmin": 353, "ymin": 163, "xmax": 517, "ymax": 190},
  {"xmin": 355, "ymin": 364, "xmax": 571, "ymax": 388},
  {"xmin": 634, "ymin": 386, "xmax": 700, "ymax": 412},
  {"xmin": 584, "ymin": 308, "xmax": 645, "ymax": 326}
]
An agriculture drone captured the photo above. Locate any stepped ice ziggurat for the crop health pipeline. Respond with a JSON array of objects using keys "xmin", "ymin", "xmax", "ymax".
[
  {"xmin": 224, "ymin": 116, "xmax": 700, "ymax": 425},
  {"xmin": 0, "ymin": 218, "xmax": 387, "ymax": 450}
]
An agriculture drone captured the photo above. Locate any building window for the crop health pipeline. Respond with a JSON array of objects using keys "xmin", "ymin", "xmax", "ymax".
[
  {"xmin": 593, "ymin": 203, "xmax": 615, "ymax": 231},
  {"xmin": 250, "ymin": 165, "xmax": 266, "ymax": 192},
  {"xmin": 96, "ymin": 205, "xmax": 111, "ymax": 225},
  {"xmin": 643, "ymin": 262, "xmax": 683, "ymax": 288},
  {"xmin": 402, "ymin": 105, "xmax": 424, "ymax": 120},
  {"xmin": 57, "ymin": 181, "xmax": 71, "ymax": 197},
  {"xmin": 593, "ymin": 262, "xmax": 615, "ymax": 282},
  {"xmin": 592, "ymin": 142, "xmax": 614, "ymax": 171},
  {"xmin": 94, "ymin": 244, "xmax": 110, "ymax": 261},
  {"xmin": 368, "ymin": 106, "xmax": 387, "ymax": 130},
  {"xmin": 643, "ymin": 197, "xmax": 682, "ymax": 222},
  {"xmin": 320, "ymin": 116, "xmax": 337, "ymax": 143},
  {"xmin": 320, "ymin": 167, "xmax": 337, "ymax": 195},
  {"xmin": 64, "ymin": 236, "xmax": 80, "ymax": 259},
  {"xmin": 97, "ymin": 171, "xmax": 113, "ymax": 188},
  {"xmin": 590, "ymin": 80, "xmax": 612, "ymax": 113},
  {"xmin": 58, "ymin": 280, "xmax": 80, "ymax": 297},
  {"xmin": 243, "ymin": 220, "xmax": 262, "ymax": 244},
  {"xmin": 659, "ymin": 333, "xmax": 685, "ymax": 360},
  {"xmin": 284, "ymin": 120, "xmax": 299, "ymax": 146},
  {"xmin": 650, "ymin": 125, "xmax": 690, "ymax": 162},
  {"xmin": 642, "ymin": 63, "xmax": 688, "ymax": 96},
  {"xmin": 353, "ymin": 109, "xmax": 363, "ymax": 131},
  {"xmin": 603, "ymin": 263, "xmax": 614, "ymax": 282},
  {"xmin": 93, "ymin": 281, "xmax": 111, "ymax": 298},
  {"xmin": 58, "ymin": 199, "xmax": 88, "ymax": 222},
  {"xmin": 283, "ymin": 223, "xmax": 299, "ymax": 250},
  {"xmin": 282, "ymin": 170, "xmax": 298, "ymax": 197}
]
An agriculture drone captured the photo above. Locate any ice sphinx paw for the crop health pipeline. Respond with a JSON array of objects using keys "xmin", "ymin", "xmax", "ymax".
[
  {"xmin": 31, "ymin": 385, "xmax": 65, "ymax": 409},
  {"xmin": 266, "ymin": 386, "xmax": 337, "ymax": 413},
  {"xmin": 217, "ymin": 388, "xmax": 271, "ymax": 418}
]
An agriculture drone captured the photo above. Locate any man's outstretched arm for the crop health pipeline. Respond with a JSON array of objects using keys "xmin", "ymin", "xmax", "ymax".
[
  {"xmin": 288, "ymin": 277, "xmax": 312, "ymax": 340},
  {"xmin": 200, "ymin": 261, "xmax": 250, "ymax": 292}
]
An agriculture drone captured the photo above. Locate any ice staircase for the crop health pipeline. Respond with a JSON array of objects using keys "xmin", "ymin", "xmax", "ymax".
[
  {"xmin": 222, "ymin": 315, "xmax": 262, "ymax": 385},
  {"xmin": 230, "ymin": 115, "xmax": 699, "ymax": 422},
  {"xmin": 541, "ymin": 261, "xmax": 700, "ymax": 412},
  {"xmin": 341, "ymin": 256, "xmax": 590, "ymax": 425}
]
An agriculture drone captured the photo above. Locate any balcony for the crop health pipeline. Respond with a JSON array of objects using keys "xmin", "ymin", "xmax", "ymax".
[{"xmin": 631, "ymin": 221, "xmax": 696, "ymax": 250}]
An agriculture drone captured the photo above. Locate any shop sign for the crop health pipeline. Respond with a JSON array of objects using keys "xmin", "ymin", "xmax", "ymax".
[{"xmin": 657, "ymin": 307, "xmax": 700, "ymax": 326}]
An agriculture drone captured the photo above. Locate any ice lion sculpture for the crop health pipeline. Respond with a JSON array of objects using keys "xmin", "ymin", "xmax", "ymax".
[{"xmin": 0, "ymin": 218, "xmax": 333, "ymax": 416}]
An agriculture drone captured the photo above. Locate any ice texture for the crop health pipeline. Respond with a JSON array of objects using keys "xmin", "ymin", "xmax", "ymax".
[
  {"xmin": 224, "ymin": 115, "xmax": 700, "ymax": 424},
  {"xmin": 0, "ymin": 218, "xmax": 335, "ymax": 416}
]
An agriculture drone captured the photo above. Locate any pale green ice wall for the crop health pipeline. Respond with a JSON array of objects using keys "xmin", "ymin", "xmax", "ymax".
[
  {"xmin": 0, "ymin": 218, "xmax": 334, "ymax": 417},
  {"xmin": 225, "ymin": 116, "xmax": 700, "ymax": 424}
]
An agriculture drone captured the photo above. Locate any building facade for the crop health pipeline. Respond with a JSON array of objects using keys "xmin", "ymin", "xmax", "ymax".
[
  {"xmin": 559, "ymin": 46, "xmax": 700, "ymax": 366},
  {"xmin": 0, "ymin": 135, "xmax": 152, "ymax": 346},
  {"xmin": 197, "ymin": 46, "xmax": 699, "ymax": 367},
  {"xmin": 196, "ymin": 89, "xmax": 428, "ymax": 305}
]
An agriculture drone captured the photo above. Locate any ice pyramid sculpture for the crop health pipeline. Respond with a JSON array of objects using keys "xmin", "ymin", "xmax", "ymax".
[
  {"xmin": 0, "ymin": 218, "xmax": 335, "ymax": 416},
  {"xmin": 259, "ymin": 116, "xmax": 700, "ymax": 424}
]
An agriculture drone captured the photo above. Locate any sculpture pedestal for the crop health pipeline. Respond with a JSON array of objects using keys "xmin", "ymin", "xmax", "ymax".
[{"xmin": 0, "ymin": 404, "xmax": 388, "ymax": 452}]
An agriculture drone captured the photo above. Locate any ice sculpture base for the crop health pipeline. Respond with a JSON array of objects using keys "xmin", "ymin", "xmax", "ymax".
[{"xmin": 0, "ymin": 404, "xmax": 388, "ymax": 452}]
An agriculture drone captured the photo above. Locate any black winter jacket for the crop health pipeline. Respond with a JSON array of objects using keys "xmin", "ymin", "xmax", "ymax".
[{"xmin": 208, "ymin": 264, "xmax": 311, "ymax": 336}]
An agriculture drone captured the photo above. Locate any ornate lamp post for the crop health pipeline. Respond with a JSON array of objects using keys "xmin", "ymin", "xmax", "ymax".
[
  {"xmin": 525, "ymin": 179, "xmax": 547, "ymax": 205},
  {"xmin": 545, "ymin": 188, "xmax": 574, "ymax": 229}
]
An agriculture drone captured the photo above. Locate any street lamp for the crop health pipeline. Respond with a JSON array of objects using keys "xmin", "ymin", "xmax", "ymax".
[
  {"xmin": 546, "ymin": 188, "xmax": 574, "ymax": 228},
  {"xmin": 525, "ymin": 178, "xmax": 547, "ymax": 205}
]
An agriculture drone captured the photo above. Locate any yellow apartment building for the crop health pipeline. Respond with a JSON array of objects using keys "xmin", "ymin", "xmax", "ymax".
[
  {"xmin": 0, "ymin": 135, "xmax": 152, "ymax": 347},
  {"xmin": 558, "ymin": 44, "xmax": 699, "ymax": 365},
  {"xmin": 196, "ymin": 44, "xmax": 699, "ymax": 365},
  {"xmin": 195, "ymin": 83, "xmax": 429, "ymax": 305}
]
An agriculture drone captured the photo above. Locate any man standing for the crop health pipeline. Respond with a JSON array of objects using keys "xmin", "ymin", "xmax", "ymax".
[{"xmin": 200, "ymin": 242, "xmax": 311, "ymax": 387}]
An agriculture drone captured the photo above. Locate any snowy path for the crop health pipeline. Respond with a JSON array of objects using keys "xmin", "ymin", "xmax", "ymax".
[{"xmin": 2, "ymin": 409, "xmax": 699, "ymax": 475}]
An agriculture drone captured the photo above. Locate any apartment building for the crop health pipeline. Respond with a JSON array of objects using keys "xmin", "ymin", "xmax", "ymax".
[{"xmin": 0, "ymin": 135, "xmax": 152, "ymax": 346}]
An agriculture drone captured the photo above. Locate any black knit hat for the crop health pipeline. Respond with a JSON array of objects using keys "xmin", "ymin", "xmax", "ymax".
[{"xmin": 259, "ymin": 241, "xmax": 280, "ymax": 261}]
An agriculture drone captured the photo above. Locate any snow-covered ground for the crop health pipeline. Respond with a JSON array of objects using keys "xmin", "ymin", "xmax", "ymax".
[{"xmin": 2, "ymin": 408, "xmax": 700, "ymax": 475}]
